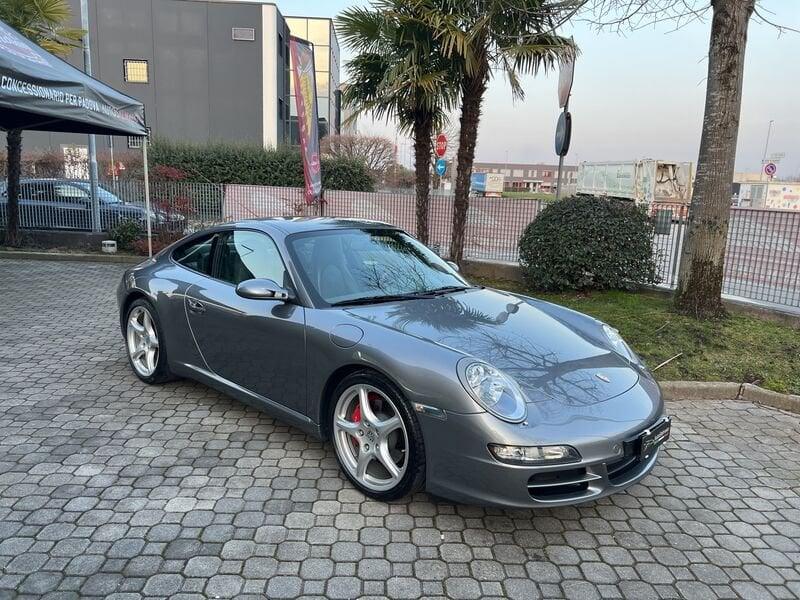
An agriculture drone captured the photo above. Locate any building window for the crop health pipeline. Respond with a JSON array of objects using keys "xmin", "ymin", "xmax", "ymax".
[
  {"xmin": 124, "ymin": 59, "xmax": 149, "ymax": 83},
  {"xmin": 232, "ymin": 27, "xmax": 256, "ymax": 41},
  {"xmin": 128, "ymin": 136, "xmax": 143, "ymax": 149}
]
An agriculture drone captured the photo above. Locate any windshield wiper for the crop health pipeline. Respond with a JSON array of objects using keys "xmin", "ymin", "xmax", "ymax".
[
  {"xmin": 331, "ymin": 286, "xmax": 477, "ymax": 307},
  {"xmin": 425, "ymin": 285, "xmax": 476, "ymax": 296},
  {"xmin": 331, "ymin": 292, "xmax": 430, "ymax": 307}
]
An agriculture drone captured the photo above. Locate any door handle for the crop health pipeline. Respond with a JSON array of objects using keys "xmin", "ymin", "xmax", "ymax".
[{"xmin": 187, "ymin": 298, "xmax": 206, "ymax": 314}]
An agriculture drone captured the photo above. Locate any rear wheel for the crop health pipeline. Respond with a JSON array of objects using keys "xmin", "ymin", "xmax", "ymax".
[
  {"xmin": 125, "ymin": 299, "xmax": 174, "ymax": 384},
  {"xmin": 330, "ymin": 372, "xmax": 425, "ymax": 501}
]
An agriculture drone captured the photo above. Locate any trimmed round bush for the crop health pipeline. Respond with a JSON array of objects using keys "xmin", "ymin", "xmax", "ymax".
[{"xmin": 518, "ymin": 195, "xmax": 659, "ymax": 291}]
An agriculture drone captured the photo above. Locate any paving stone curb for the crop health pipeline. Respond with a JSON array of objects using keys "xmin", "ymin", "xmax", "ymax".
[
  {"xmin": 0, "ymin": 250, "xmax": 142, "ymax": 264},
  {"xmin": 662, "ymin": 380, "xmax": 800, "ymax": 415}
]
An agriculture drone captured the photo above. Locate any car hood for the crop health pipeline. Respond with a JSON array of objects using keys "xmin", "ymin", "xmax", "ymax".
[{"xmin": 344, "ymin": 288, "xmax": 641, "ymax": 408}]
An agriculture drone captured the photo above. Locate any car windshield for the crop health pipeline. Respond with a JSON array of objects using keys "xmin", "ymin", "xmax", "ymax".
[{"xmin": 287, "ymin": 228, "xmax": 470, "ymax": 306}]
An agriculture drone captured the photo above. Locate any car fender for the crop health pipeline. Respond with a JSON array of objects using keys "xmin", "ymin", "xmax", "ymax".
[{"xmin": 304, "ymin": 308, "xmax": 482, "ymax": 429}]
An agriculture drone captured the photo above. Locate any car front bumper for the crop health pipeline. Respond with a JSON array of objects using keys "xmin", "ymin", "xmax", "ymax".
[{"xmin": 419, "ymin": 408, "xmax": 667, "ymax": 508}]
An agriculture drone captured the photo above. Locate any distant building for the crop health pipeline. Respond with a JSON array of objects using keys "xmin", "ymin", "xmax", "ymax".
[
  {"xmin": 15, "ymin": 0, "xmax": 339, "ymax": 157},
  {"xmin": 472, "ymin": 162, "xmax": 578, "ymax": 194},
  {"xmin": 735, "ymin": 180, "xmax": 800, "ymax": 210},
  {"xmin": 285, "ymin": 16, "xmax": 341, "ymax": 143}
]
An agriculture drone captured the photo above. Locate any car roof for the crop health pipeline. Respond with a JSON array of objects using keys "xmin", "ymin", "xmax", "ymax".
[{"xmin": 229, "ymin": 217, "xmax": 398, "ymax": 235}]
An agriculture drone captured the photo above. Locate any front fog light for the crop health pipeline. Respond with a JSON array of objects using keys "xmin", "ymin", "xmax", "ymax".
[{"xmin": 488, "ymin": 444, "xmax": 581, "ymax": 466}]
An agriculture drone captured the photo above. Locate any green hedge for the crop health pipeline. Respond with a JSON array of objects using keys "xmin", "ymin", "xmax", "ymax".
[
  {"xmin": 148, "ymin": 139, "xmax": 375, "ymax": 191},
  {"xmin": 518, "ymin": 195, "xmax": 660, "ymax": 291}
]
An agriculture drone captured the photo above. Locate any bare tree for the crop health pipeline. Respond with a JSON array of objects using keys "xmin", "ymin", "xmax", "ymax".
[
  {"xmin": 321, "ymin": 134, "xmax": 396, "ymax": 176},
  {"xmin": 583, "ymin": 0, "xmax": 795, "ymax": 317}
]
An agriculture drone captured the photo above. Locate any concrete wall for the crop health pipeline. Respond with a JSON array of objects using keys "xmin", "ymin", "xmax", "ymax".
[{"xmin": 5, "ymin": 0, "xmax": 277, "ymax": 155}]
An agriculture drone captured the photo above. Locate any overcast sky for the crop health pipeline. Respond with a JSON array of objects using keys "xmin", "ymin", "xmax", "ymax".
[{"xmin": 275, "ymin": 0, "xmax": 800, "ymax": 176}]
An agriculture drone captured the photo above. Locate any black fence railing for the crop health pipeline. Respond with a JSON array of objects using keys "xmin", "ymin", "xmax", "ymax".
[{"xmin": 2, "ymin": 179, "xmax": 798, "ymax": 310}]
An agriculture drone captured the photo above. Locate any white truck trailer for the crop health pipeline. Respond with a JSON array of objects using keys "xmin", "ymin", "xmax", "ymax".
[{"xmin": 576, "ymin": 160, "xmax": 694, "ymax": 206}]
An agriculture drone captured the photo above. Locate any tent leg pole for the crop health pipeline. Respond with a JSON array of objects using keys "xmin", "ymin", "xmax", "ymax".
[{"xmin": 142, "ymin": 138, "xmax": 152, "ymax": 258}]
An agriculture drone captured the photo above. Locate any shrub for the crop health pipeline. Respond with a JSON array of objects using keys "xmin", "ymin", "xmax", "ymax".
[
  {"xmin": 110, "ymin": 219, "xmax": 143, "ymax": 252},
  {"xmin": 147, "ymin": 138, "xmax": 375, "ymax": 191},
  {"xmin": 518, "ymin": 195, "xmax": 660, "ymax": 291},
  {"xmin": 132, "ymin": 231, "xmax": 183, "ymax": 256}
]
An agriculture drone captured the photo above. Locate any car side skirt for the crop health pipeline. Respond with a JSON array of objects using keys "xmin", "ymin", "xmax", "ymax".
[{"xmin": 172, "ymin": 361, "xmax": 323, "ymax": 439}]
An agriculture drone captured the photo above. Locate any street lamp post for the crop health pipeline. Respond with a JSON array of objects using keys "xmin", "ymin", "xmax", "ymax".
[
  {"xmin": 80, "ymin": 0, "xmax": 101, "ymax": 232},
  {"xmin": 760, "ymin": 119, "xmax": 774, "ymax": 181}
]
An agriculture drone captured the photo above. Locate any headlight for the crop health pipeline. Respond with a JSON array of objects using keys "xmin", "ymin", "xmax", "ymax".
[
  {"xmin": 489, "ymin": 444, "xmax": 581, "ymax": 466},
  {"xmin": 602, "ymin": 324, "xmax": 644, "ymax": 366},
  {"xmin": 459, "ymin": 359, "xmax": 527, "ymax": 423},
  {"xmin": 603, "ymin": 324, "xmax": 633, "ymax": 358}
]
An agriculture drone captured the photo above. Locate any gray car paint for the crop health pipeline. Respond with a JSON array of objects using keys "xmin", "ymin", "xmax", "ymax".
[{"xmin": 117, "ymin": 218, "xmax": 665, "ymax": 507}]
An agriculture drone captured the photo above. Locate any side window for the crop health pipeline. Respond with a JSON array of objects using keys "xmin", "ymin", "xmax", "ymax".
[
  {"xmin": 55, "ymin": 184, "xmax": 89, "ymax": 202},
  {"xmin": 173, "ymin": 234, "xmax": 216, "ymax": 275},
  {"xmin": 216, "ymin": 230, "xmax": 287, "ymax": 287}
]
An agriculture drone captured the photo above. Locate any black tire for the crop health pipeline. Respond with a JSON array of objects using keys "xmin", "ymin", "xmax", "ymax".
[
  {"xmin": 329, "ymin": 370, "xmax": 426, "ymax": 501},
  {"xmin": 124, "ymin": 298, "xmax": 175, "ymax": 385}
]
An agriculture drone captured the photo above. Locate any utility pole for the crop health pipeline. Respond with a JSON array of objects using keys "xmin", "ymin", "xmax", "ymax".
[
  {"xmin": 80, "ymin": 0, "xmax": 101, "ymax": 232},
  {"xmin": 760, "ymin": 119, "xmax": 774, "ymax": 181}
]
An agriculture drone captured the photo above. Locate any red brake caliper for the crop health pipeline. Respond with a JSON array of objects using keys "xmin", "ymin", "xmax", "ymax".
[
  {"xmin": 351, "ymin": 393, "xmax": 381, "ymax": 446},
  {"xmin": 351, "ymin": 404, "xmax": 362, "ymax": 445}
]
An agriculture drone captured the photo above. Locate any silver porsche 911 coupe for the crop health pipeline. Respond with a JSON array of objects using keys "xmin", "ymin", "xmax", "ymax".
[{"xmin": 117, "ymin": 218, "xmax": 669, "ymax": 507}]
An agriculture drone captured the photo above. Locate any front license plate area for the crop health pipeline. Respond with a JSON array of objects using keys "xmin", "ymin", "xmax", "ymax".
[{"xmin": 637, "ymin": 417, "xmax": 671, "ymax": 460}]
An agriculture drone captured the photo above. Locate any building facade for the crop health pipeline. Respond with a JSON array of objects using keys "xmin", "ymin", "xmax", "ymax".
[
  {"xmin": 472, "ymin": 161, "xmax": 578, "ymax": 194},
  {"xmin": 285, "ymin": 16, "xmax": 341, "ymax": 144},
  {"xmin": 13, "ymin": 0, "xmax": 339, "ymax": 156}
]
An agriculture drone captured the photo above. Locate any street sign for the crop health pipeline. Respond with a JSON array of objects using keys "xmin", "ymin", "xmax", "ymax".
[
  {"xmin": 435, "ymin": 158, "xmax": 447, "ymax": 177},
  {"xmin": 764, "ymin": 162, "xmax": 777, "ymax": 177},
  {"xmin": 555, "ymin": 111, "xmax": 572, "ymax": 157},
  {"xmin": 435, "ymin": 133, "xmax": 447, "ymax": 158},
  {"xmin": 558, "ymin": 53, "xmax": 575, "ymax": 108}
]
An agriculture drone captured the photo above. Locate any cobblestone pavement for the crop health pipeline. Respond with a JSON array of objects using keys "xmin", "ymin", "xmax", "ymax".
[{"xmin": 1, "ymin": 258, "xmax": 800, "ymax": 600}]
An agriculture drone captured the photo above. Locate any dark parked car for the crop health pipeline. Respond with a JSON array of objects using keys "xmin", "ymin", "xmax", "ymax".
[
  {"xmin": 117, "ymin": 218, "xmax": 669, "ymax": 507},
  {"xmin": 0, "ymin": 178, "xmax": 183, "ymax": 232}
]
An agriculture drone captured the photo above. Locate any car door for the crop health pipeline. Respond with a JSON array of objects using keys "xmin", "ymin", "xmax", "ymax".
[
  {"xmin": 184, "ymin": 229, "xmax": 307, "ymax": 415},
  {"xmin": 53, "ymin": 183, "xmax": 92, "ymax": 230}
]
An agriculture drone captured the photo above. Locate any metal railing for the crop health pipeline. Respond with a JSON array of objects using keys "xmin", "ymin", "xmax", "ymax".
[{"xmin": 2, "ymin": 179, "xmax": 798, "ymax": 310}]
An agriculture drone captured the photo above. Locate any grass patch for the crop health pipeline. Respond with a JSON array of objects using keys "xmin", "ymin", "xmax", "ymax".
[{"xmin": 474, "ymin": 277, "xmax": 800, "ymax": 395}]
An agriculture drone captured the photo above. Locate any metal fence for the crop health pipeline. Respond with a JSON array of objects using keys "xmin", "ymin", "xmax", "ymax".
[{"xmin": 2, "ymin": 178, "xmax": 799, "ymax": 310}]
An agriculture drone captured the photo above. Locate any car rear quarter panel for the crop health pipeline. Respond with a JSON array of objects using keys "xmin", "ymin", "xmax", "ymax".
[{"xmin": 119, "ymin": 259, "xmax": 206, "ymax": 370}]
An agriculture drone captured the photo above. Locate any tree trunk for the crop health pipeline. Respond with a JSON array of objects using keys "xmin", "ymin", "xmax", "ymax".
[
  {"xmin": 450, "ymin": 71, "xmax": 487, "ymax": 264},
  {"xmin": 413, "ymin": 113, "xmax": 434, "ymax": 244},
  {"xmin": 674, "ymin": 0, "xmax": 755, "ymax": 317},
  {"xmin": 5, "ymin": 129, "xmax": 23, "ymax": 248}
]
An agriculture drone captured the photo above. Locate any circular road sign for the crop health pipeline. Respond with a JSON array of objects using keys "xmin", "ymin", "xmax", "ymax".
[
  {"xmin": 555, "ymin": 111, "xmax": 572, "ymax": 157},
  {"xmin": 435, "ymin": 134, "xmax": 447, "ymax": 158},
  {"xmin": 764, "ymin": 162, "xmax": 777, "ymax": 177}
]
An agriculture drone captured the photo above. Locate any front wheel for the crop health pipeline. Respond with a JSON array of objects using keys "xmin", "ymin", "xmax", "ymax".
[
  {"xmin": 125, "ymin": 299, "xmax": 174, "ymax": 384},
  {"xmin": 330, "ymin": 372, "xmax": 426, "ymax": 501}
]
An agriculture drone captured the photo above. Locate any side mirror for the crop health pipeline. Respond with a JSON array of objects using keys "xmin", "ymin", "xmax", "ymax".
[
  {"xmin": 236, "ymin": 278, "xmax": 290, "ymax": 301},
  {"xmin": 447, "ymin": 260, "xmax": 460, "ymax": 272}
]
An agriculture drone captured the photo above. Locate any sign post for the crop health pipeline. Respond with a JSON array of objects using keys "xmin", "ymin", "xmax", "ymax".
[
  {"xmin": 290, "ymin": 37, "xmax": 323, "ymax": 212},
  {"xmin": 555, "ymin": 51, "xmax": 575, "ymax": 199}
]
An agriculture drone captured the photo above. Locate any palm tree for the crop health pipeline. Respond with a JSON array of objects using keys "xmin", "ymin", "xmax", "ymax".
[
  {"xmin": 0, "ymin": 0, "xmax": 82, "ymax": 247},
  {"xmin": 413, "ymin": 0, "xmax": 577, "ymax": 263},
  {"xmin": 338, "ymin": 3, "xmax": 458, "ymax": 244}
]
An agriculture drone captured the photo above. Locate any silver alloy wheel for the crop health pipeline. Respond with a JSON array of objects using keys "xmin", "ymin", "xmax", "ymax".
[
  {"xmin": 333, "ymin": 384, "xmax": 409, "ymax": 492},
  {"xmin": 126, "ymin": 306, "xmax": 159, "ymax": 377}
]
